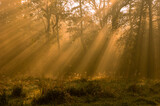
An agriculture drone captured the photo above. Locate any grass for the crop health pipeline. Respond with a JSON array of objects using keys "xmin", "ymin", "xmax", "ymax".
[
  {"xmin": 11, "ymin": 85, "xmax": 26, "ymax": 98},
  {"xmin": 1, "ymin": 77, "xmax": 160, "ymax": 105},
  {"xmin": 0, "ymin": 90, "xmax": 8, "ymax": 105},
  {"xmin": 32, "ymin": 88, "xmax": 72, "ymax": 105}
]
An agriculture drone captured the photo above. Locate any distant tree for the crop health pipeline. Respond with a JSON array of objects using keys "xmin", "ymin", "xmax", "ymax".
[
  {"xmin": 66, "ymin": 0, "xmax": 94, "ymax": 50},
  {"xmin": 87, "ymin": 0, "xmax": 108, "ymax": 28},
  {"xmin": 147, "ymin": 0, "xmax": 154, "ymax": 79},
  {"xmin": 28, "ymin": 0, "xmax": 68, "ymax": 50}
]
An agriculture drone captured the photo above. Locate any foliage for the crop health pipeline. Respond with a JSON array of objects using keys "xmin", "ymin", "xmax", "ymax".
[
  {"xmin": 1, "ymin": 78, "xmax": 160, "ymax": 105},
  {"xmin": 11, "ymin": 85, "xmax": 26, "ymax": 98},
  {"xmin": 0, "ymin": 90, "xmax": 8, "ymax": 105},
  {"xmin": 32, "ymin": 88, "xmax": 73, "ymax": 105}
]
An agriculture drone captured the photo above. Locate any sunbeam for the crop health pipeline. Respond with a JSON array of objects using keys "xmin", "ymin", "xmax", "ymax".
[{"xmin": 0, "ymin": 0, "xmax": 160, "ymax": 105}]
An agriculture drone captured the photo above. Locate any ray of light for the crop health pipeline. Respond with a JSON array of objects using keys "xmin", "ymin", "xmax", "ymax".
[
  {"xmin": 0, "ymin": 20, "xmax": 31, "ymax": 50},
  {"xmin": 0, "ymin": 31, "xmax": 46, "ymax": 76},
  {"xmin": 74, "ymin": 25, "xmax": 111, "ymax": 77},
  {"xmin": 94, "ymin": 28, "xmax": 126, "ymax": 77}
]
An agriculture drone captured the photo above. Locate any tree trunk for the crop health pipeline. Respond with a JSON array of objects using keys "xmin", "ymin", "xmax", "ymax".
[
  {"xmin": 46, "ymin": 0, "xmax": 50, "ymax": 35},
  {"xmin": 129, "ymin": 0, "xmax": 133, "ymax": 30},
  {"xmin": 55, "ymin": 0, "xmax": 60, "ymax": 52},
  {"xmin": 147, "ymin": 0, "xmax": 154, "ymax": 79},
  {"xmin": 158, "ymin": 1, "xmax": 160, "ymax": 55},
  {"xmin": 134, "ymin": 0, "xmax": 144, "ymax": 78},
  {"xmin": 56, "ymin": 15, "xmax": 60, "ymax": 52},
  {"xmin": 79, "ymin": 0, "xmax": 86, "ymax": 51},
  {"xmin": 46, "ymin": 16, "xmax": 50, "ymax": 34}
]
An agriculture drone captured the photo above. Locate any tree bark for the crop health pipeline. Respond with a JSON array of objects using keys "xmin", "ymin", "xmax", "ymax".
[
  {"xmin": 56, "ymin": 15, "xmax": 60, "ymax": 51},
  {"xmin": 147, "ymin": 0, "xmax": 154, "ymax": 79},
  {"xmin": 55, "ymin": 0, "xmax": 60, "ymax": 51},
  {"xmin": 79, "ymin": 0, "xmax": 86, "ymax": 51},
  {"xmin": 46, "ymin": 1, "xmax": 51, "ymax": 35}
]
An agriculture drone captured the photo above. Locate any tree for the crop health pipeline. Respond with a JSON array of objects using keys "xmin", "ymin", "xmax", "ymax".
[
  {"xmin": 79, "ymin": 0, "xmax": 86, "ymax": 50},
  {"xmin": 147, "ymin": 0, "xmax": 154, "ymax": 79},
  {"xmin": 28, "ymin": 0, "xmax": 68, "ymax": 50},
  {"xmin": 66, "ymin": 0, "xmax": 94, "ymax": 50}
]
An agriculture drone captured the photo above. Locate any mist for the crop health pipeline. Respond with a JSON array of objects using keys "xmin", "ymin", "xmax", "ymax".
[{"xmin": 0, "ymin": 0, "xmax": 160, "ymax": 105}]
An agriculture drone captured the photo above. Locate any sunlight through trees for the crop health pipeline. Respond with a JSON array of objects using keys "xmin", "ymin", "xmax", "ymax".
[{"xmin": 0, "ymin": 0, "xmax": 160, "ymax": 80}]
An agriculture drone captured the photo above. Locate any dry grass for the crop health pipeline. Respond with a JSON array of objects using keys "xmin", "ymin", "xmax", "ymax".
[{"xmin": 0, "ymin": 77, "xmax": 160, "ymax": 105}]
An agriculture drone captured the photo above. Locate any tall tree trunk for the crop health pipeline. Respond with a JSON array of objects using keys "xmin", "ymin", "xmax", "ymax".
[
  {"xmin": 55, "ymin": 0, "xmax": 60, "ymax": 51},
  {"xmin": 129, "ymin": 0, "xmax": 133, "ymax": 31},
  {"xmin": 101, "ymin": 0, "xmax": 105, "ymax": 28},
  {"xmin": 46, "ymin": 16, "xmax": 50, "ymax": 34},
  {"xmin": 156, "ymin": 0, "xmax": 160, "ymax": 77},
  {"xmin": 158, "ymin": 1, "xmax": 160, "ymax": 55},
  {"xmin": 79, "ymin": 0, "xmax": 86, "ymax": 51},
  {"xmin": 147, "ymin": 0, "xmax": 154, "ymax": 79},
  {"xmin": 128, "ymin": 0, "xmax": 145, "ymax": 80},
  {"xmin": 134, "ymin": 0, "xmax": 144, "ymax": 78},
  {"xmin": 56, "ymin": 15, "xmax": 60, "ymax": 52},
  {"xmin": 46, "ymin": 0, "xmax": 50, "ymax": 35},
  {"xmin": 125, "ymin": 0, "xmax": 133, "ymax": 78}
]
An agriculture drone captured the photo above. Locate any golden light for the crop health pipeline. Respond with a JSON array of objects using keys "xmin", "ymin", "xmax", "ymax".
[{"xmin": 21, "ymin": 0, "xmax": 28, "ymax": 4}]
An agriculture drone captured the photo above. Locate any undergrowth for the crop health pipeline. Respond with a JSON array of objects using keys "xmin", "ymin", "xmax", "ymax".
[{"xmin": 1, "ymin": 78, "xmax": 160, "ymax": 105}]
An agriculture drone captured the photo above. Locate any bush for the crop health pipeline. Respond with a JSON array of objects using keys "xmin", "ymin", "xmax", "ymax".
[
  {"xmin": 134, "ymin": 98, "xmax": 157, "ymax": 105},
  {"xmin": 127, "ymin": 84, "xmax": 144, "ymax": 94},
  {"xmin": 67, "ymin": 81, "xmax": 116, "ymax": 98},
  {"xmin": 11, "ymin": 85, "xmax": 25, "ymax": 98},
  {"xmin": 0, "ymin": 90, "xmax": 8, "ymax": 105},
  {"xmin": 150, "ymin": 83, "xmax": 160, "ymax": 94},
  {"xmin": 67, "ymin": 87, "xmax": 86, "ymax": 97},
  {"xmin": 85, "ymin": 82, "xmax": 103, "ymax": 96},
  {"xmin": 32, "ymin": 88, "xmax": 73, "ymax": 105},
  {"xmin": 85, "ymin": 82, "xmax": 116, "ymax": 98}
]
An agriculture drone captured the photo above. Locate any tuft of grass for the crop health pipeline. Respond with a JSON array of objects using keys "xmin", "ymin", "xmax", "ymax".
[
  {"xmin": 0, "ymin": 90, "xmax": 8, "ymax": 105},
  {"xmin": 150, "ymin": 82, "xmax": 160, "ymax": 94},
  {"xmin": 85, "ymin": 81, "xmax": 116, "ymax": 98},
  {"xmin": 32, "ymin": 88, "xmax": 73, "ymax": 105},
  {"xmin": 127, "ymin": 84, "xmax": 145, "ymax": 94},
  {"xmin": 67, "ymin": 81, "xmax": 116, "ymax": 98},
  {"xmin": 134, "ymin": 97, "xmax": 157, "ymax": 105},
  {"xmin": 67, "ymin": 87, "xmax": 86, "ymax": 97},
  {"xmin": 11, "ymin": 85, "xmax": 25, "ymax": 98}
]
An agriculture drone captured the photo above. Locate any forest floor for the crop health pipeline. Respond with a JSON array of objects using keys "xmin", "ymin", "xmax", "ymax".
[{"xmin": 1, "ymin": 77, "xmax": 160, "ymax": 106}]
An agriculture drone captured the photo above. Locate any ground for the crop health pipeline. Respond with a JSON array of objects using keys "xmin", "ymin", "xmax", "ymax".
[{"xmin": 1, "ymin": 77, "xmax": 160, "ymax": 106}]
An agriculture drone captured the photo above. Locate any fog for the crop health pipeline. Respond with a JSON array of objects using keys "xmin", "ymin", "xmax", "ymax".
[{"xmin": 0, "ymin": 0, "xmax": 160, "ymax": 81}]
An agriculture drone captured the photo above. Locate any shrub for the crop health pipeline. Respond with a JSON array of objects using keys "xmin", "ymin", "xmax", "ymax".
[
  {"xmin": 67, "ymin": 81, "xmax": 116, "ymax": 98},
  {"xmin": 67, "ymin": 87, "xmax": 86, "ymax": 97},
  {"xmin": 0, "ymin": 90, "xmax": 8, "ymax": 105},
  {"xmin": 11, "ymin": 85, "xmax": 25, "ymax": 98},
  {"xmin": 150, "ymin": 82, "xmax": 160, "ymax": 94},
  {"xmin": 85, "ymin": 82, "xmax": 115, "ymax": 98},
  {"xmin": 134, "ymin": 98, "xmax": 157, "ymax": 105},
  {"xmin": 127, "ymin": 84, "xmax": 144, "ymax": 94},
  {"xmin": 32, "ymin": 88, "xmax": 72, "ymax": 105},
  {"xmin": 85, "ymin": 82, "xmax": 103, "ymax": 96}
]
